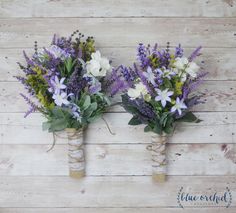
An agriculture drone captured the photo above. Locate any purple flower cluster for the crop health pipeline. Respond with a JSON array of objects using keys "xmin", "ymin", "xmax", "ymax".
[
  {"xmin": 109, "ymin": 43, "xmax": 207, "ymax": 133},
  {"xmin": 15, "ymin": 31, "xmax": 111, "ymax": 125}
]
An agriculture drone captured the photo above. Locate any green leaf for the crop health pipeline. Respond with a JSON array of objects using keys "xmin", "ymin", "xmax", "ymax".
[
  {"xmin": 84, "ymin": 102, "xmax": 97, "ymax": 117},
  {"xmin": 160, "ymin": 112, "xmax": 171, "ymax": 127},
  {"xmin": 42, "ymin": 121, "xmax": 51, "ymax": 131},
  {"xmin": 128, "ymin": 116, "xmax": 142, "ymax": 125},
  {"xmin": 144, "ymin": 125, "xmax": 152, "ymax": 132},
  {"xmin": 65, "ymin": 57, "xmax": 76, "ymax": 75},
  {"xmin": 153, "ymin": 124, "xmax": 162, "ymax": 135},
  {"xmin": 49, "ymin": 118, "xmax": 68, "ymax": 132},
  {"xmin": 177, "ymin": 111, "xmax": 201, "ymax": 123},
  {"xmin": 52, "ymin": 107, "xmax": 64, "ymax": 118},
  {"xmin": 83, "ymin": 95, "xmax": 91, "ymax": 110}
]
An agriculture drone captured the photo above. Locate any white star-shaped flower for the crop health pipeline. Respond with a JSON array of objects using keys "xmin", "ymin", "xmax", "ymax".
[
  {"xmin": 49, "ymin": 76, "xmax": 66, "ymax": 94},
  {"xmin": 155, "ymin": 89, "xmax": 174, "ymax": 107},
  {"xmin": 52, "ymin": 92, "xmax": 70, "ymax": 106},
  {"xmin": 171, "ymin": 97, "xmax": 187, "ymax": 115}
]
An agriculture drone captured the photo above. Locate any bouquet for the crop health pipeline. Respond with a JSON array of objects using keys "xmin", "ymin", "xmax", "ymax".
[
  {"xmin": 15, "ymin": 30, "xmax": 112, "ymax": 178},
  {"xmin": 108, "ymin": 42, "xmax": 207, "ymax": 181}
]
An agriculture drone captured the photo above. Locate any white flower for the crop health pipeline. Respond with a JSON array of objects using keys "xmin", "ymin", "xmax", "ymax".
[
  {"xmin": 127, "ymin": 82, "xmax": 148, "ymax": 100},
  {"xmin": 171, "ymin": 97, "xmax": 187, "ymax": 115},
  {"xmin": 173, "ymin": 57, "xmax": 200, "ymax": 82},
  {"xmin": 49, "ymin": 76, "xmax": 66, "ymax": 94},
  {"xmin": 155, "ymin": 89, "xmax": 174, "ymax": 107},
  {"xmin": 173, "ymin": 57, "xmax": 189, "ymax": 70},
  {"xmin": 52, "ymin": 92, "xmax": 70, "ymax": 106},
  {"xmin": 91, "ymin": 51, "xmax": 101, "ymax": 61},
  {"xmin": 143, "ymin": 66, "xmax": 156, "ymax": 85},
  {"xmin": 86, "ymin": 60, "xmax": 101, "ymax": 76},
  {"xmin": 185, "ymin": 61, "xmax": 199, "ymax": 78},
  {"xmin": 180, "ymin": 73, "xmax": 187, "ymax": 82},
  {"xmin": 100, "ymin": 57, "xmax": 111, "ymax": 75},
  {"xmin": 86, "ymin": 50, "xmax": 111, "ymax": 77}
]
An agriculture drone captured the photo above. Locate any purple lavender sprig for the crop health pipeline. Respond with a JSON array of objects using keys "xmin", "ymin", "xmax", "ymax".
[
  {"xmin": 20, "ymin": 93, "xmax": 40, "ymax": 117},
  {"xmin": 175, "ymin": 44, "xmax": 184, "ymax": 58},
  {"xmin": 137, "ymin": 43, "xmax": 150, "ymax": 68},
  {"xmin": 189, "ymin": 46, "xmax": 202, "ymax": 62}
]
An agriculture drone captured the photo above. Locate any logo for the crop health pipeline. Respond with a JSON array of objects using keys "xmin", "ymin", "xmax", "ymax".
[{"xmin": 177, "ymin": 186, "xmax": 232, "ymax": 208}]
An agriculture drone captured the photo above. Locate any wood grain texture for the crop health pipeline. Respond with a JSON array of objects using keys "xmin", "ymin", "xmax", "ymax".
[
  {"xmin": 0, "ymin": 176, "xmax": 235, "ymax": 207},
  {"xmin": 1, "ymin": 208, "xmax": 236, "ymax": 213},
  {"xmin": 0, "ymin": 0, "xmax": 236, "ymax": 212},
  {"xmin": 1, "ymin": 81, "xmax": 235, "ymax": 112},
  {"xmin": 0, "ymin": 143, "xmax": 235, "ymax": 176},
  {"xmin": 0, "ymin": 112, "xmax": 235, "ymax": 145},
  {"xmin": 1, "ymin": 47, "xmax": 236, "ymax": 81},
  {"xmin": 0, "ymin": 0, "xmax": 235, "ymax": 18},
  {"xmin": 0, "ymin": 18, "xmax": 236, "ymax": 48}
]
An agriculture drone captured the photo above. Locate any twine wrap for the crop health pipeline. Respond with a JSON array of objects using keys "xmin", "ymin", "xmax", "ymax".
[
  {"xmin": 66, "ymin": 128, "xmax": 85, "ymax": 178},
  {"xmin": 151, "ymin": 133, "xmax": 167, "ymax": 182}
]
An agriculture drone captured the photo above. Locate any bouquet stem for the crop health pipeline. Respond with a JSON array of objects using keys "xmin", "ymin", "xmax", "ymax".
[
  {"xmin": 151, "ymin": 133, "xmax": 167, "ymax": 182},
  {"xmin": 66, "ymin": 128, "xmax": 85, "ymax": 178}
]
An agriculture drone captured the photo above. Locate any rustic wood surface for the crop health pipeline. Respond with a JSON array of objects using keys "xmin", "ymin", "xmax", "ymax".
[{"xmin": 0, "ymin": 0, "xmax": 235, "ymax": 212}]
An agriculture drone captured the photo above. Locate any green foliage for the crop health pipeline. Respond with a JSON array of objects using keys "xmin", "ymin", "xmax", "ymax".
[
  {"xmin": 43, "ymin": 92, "xmax": 110, "ymax": 132},
  {"xmin": 128, "ymin": 116, "xmax": 142, "ymax": 125},
  {"xmin": 59, "ymin": 57, "xmax": 77, "ymax": 77},
  {"xmin": 121, "ymin": 94, "xmax": 200, "ymax": 135},
  {"xmin": 43, "ymin": 106, "xmax": 71, "ymax": 132},
  {"xmin": 176, "ymin": 111, "xmax": 201, "ymax": 123},
  {"xmin": 26, "ymin": 66, "xmax": 54, "ymax": 109},
  {"xmin": 79, "ymin": 37, "xmax": 96, "ymax": 61}
]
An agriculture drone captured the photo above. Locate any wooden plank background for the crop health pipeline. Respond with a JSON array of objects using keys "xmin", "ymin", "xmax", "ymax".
[{"xmin": 0, "ymin": 0, "xmax": 236, "ymax": 212}]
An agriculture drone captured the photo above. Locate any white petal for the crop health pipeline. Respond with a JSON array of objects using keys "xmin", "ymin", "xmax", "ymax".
[
  {"xmin": 155, "ymin": 96, "xmax": 161, "ymax": 101},
  {"xmin": 167, "ymin": 91, "xmax": 174, "ymax": 96},
  {"xmin": 171, "ymin": 106, "xmax": 176, "ymax": 113},
  {"xmin": 100, "ymin": 57, "xmax": 110, "ymax": 70},
  {"xmin": 91, "ymin": 51, "xmax": 101, "ymax": 61},
  {"xmin": 86, "ymin": 60, "xmax": 101, "ymax": 76},
  {"xmin": 161, "ymin": 99, "xmax": 166, "ymax": 107},
  {"xmin": 177, "ymin": 109, "xmax": 182, "ymax": 115},
  {"xmin": 166, "ymin": 96, "xmax": 171, "ymax": 102}
]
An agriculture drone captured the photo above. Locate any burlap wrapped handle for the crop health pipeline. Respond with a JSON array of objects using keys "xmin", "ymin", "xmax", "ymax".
[
  {"xmin": 66, "ymin": 128, "xmax": 85, "ymax": 178},
  {"xmin": 147, "ymin": 133, "xmax": 167, "ymax": 182}
]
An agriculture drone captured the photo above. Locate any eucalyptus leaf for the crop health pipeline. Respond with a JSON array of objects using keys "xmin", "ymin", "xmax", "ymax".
[
  {"xmin": 84, "ymin": 102, "xmax": 97, "ymax": 117},
  {"xmin": 49, "ymin": 118, "xmax": 68, "ymax": 132},
  {"xmin": 42, "ymin": 121, "xmax": 51, "ymax": 131},
  {"xmin": 177, "ymin": 111, "xmax": 201, "ymax": 123},
  {"xmin": 128, "ymin": 116, "xmax": 142, "ymax": 125},
  {"xmin": 83, "ymin": 95, "xmax": 91, "ymax": 110},
  {"xmin": 144, "ymin": 125, "xmax": 152, "ymax": 132}
]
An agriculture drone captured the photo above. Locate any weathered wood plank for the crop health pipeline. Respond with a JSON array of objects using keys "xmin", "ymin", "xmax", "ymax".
[
  {"xmin": 0, "ymin": 176, "xmax": 235, "ymax": 207},
  {"xmin": 0, "ymin": 143, "xmax": 235, "ymax": 176},
  {"xmin": 0, "ymin": 81, "xmax": 235, "ymax": 112},
  {"xmin": 0, "ymin": 18, "xmax": 235, "ymax": 48},
  {"xmin": 0, "ymin": 0, "xmax": 235, "ymax": 18},
  {"xmin": 1, "ymin": 207, "xmax": 236, "ymax": 213},
  {"xmin": 1, "ymin": 47, "xmax": 236, "ymax": 81},
  {"xmin": 0, "ymin": 112, "xmax": 235, "ymax": 145}
]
